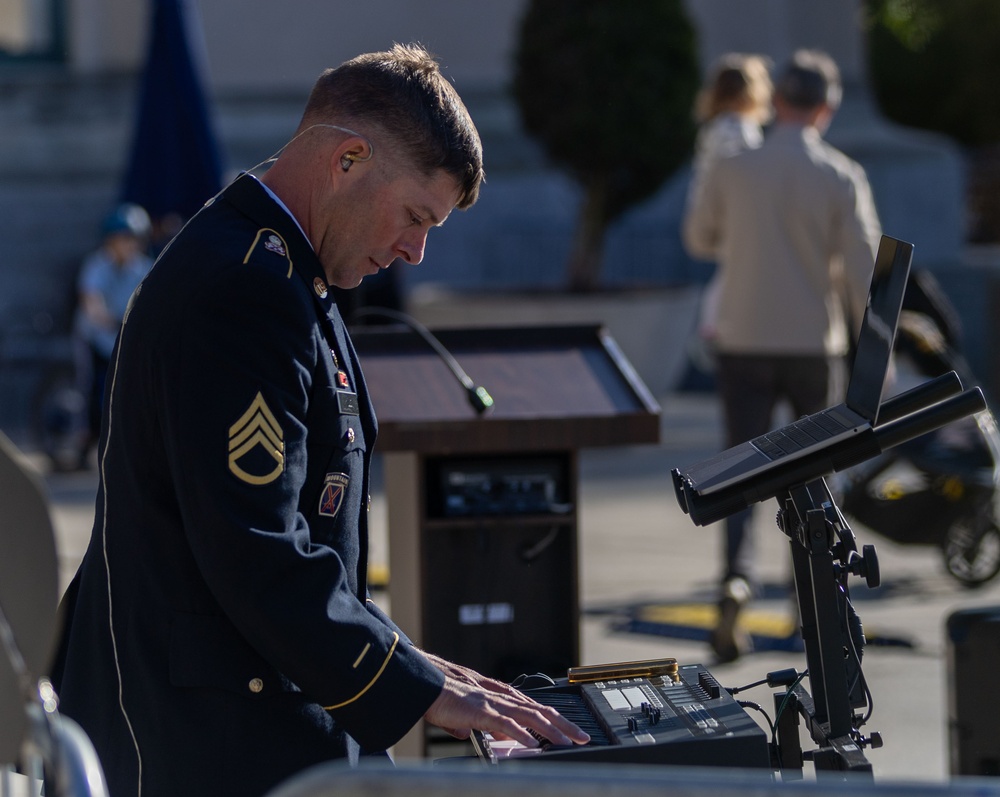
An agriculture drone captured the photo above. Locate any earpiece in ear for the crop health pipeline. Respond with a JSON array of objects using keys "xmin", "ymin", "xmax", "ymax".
[{"xmin": 341, "ymin": 155, "xmax": 353, "ymax": 172}]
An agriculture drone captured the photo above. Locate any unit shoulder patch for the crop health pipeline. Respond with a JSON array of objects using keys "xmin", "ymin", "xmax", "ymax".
[
  {"xmin": 318, "ymin": 472, "xmax": 350, "ymax": 518},
  {"xmin": 228, "ymin": 391, "xmax": 285, "ymax": 485}
]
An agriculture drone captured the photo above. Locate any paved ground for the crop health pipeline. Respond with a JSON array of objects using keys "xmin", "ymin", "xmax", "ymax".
[{"xmin": 28, "ymin": 390, "xmax": 1000, "ymax": 786}]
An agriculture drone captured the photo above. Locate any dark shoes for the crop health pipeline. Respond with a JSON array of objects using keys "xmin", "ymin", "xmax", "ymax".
[{"xmin": 710, "ymin": 577, "xmax": 752, "ymax": 664}]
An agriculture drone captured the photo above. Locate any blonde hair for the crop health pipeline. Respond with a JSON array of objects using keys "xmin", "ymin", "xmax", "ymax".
[{"xmin": 694, "ymin": 53, "xmax": 773, "ymax": 125}]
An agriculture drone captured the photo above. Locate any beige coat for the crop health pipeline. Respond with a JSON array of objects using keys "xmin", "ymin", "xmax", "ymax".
[{"xmin": 683, "ymin": 124, "xmax": 882, "ymax": 356}]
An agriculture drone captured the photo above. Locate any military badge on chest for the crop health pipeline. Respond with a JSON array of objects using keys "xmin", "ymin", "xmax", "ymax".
[
  {"xmin": 329, "ymin": 348, "xmax": 360, "ymax": 415},
  {"xmin": 319, "ymin": 472, "xmax": 350, "ymax": 518}
]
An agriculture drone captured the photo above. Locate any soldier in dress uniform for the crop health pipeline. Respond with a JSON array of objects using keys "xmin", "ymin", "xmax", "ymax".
[{"xmin": 51, "ymin": 44, "xmax": 588, "ymax": 797}]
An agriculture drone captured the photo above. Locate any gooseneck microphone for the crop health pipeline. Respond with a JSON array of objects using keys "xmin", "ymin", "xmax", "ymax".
[{"xmin": 348, "ymin": 306, "xmax": 495, "ymax": 416}]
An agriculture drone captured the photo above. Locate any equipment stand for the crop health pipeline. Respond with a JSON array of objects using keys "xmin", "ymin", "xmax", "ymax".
[
  {"xmin": 671, "ymin": 371, "xmax": 989, "ymax": 778},
  {"xmin": 773, "ymin": 478, "xmax": 881, "ymax": 777}
]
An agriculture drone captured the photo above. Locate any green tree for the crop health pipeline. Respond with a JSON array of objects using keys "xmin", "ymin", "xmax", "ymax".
[
  {"xmin": 864, "ymin": 0, "xmax": 1000, "ymax": 240},
  {"xmin": 513, "ymin": 0, "xmax": 700, "ymax": 291}
]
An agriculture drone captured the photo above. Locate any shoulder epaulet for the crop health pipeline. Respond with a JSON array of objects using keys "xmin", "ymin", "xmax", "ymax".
[{"xmin": 243, "ymin": 228, "xmax": 293, "ymax": 278}]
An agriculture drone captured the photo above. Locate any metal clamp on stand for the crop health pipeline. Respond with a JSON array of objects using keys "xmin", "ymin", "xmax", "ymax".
[
  {"xmin": 772, "ymin": 477, "xmax": 880, "ymax": 778},
  {"xmin": 773, "ymin": 385, "xmax": 988, "ymax": 777}
]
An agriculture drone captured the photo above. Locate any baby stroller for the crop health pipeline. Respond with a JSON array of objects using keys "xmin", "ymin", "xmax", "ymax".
[{"xmin": 840, "ymin": 273, "xmax": 1000, "ymax": 587}]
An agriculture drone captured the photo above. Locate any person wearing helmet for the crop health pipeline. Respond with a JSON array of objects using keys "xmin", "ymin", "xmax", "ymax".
[{"xmin": 72, "ymin": 203, "xmax": 154, "ymax": 468}]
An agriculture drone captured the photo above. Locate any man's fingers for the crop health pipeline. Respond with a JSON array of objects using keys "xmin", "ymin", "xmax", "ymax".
[
  {"xmin": 530, "ymin": 707, "xmax": 590, "ymax": 746},
  {"xmin": 494, "ymin": 701, "xmax": 590, "ymax": 747},
  {"xmin": 481, "ymin": 713, "xmax": 543, "ymax": 748},
  {"xmin": 424, "ymin": 674, "xmax": 591, "ymax": 750},
  {"xmin": 496, "ymin": 691, "xmax": 591, "ymax": 745}
]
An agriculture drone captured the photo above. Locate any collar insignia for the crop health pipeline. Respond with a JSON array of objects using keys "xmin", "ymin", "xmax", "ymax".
[{"xmin": 313, "ymin": 277, "xmax": 328, "ymax": 298}]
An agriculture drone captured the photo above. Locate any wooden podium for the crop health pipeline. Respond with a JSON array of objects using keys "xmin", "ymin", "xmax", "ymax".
[{"xmin": 351, "ymin": 324, "xmax": 660, "ymax": 757}]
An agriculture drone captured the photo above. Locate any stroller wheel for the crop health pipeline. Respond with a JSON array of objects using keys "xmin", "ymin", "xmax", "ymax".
[{"xmin": 943, "ymin": 512, "xmax": 1000, "ymax": 587}]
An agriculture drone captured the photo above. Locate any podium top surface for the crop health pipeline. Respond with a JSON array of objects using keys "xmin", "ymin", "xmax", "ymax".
[{"xmin": 351, "ymin": 324, "xmax": 661, "ymax": 454}]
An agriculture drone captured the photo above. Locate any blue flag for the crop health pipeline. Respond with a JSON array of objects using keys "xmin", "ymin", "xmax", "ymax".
[{"xmin": 121, "ymin": 0, "xmax": 224, "ymax": 222}]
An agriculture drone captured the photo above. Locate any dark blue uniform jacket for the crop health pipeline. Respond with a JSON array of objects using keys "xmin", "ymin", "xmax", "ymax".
[{"xmin": 52, "ymin": 174, "xmax": 445, "ymax": 797}]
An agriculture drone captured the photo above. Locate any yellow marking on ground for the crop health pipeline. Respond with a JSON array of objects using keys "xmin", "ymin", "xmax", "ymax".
[{"xmin": 633, "ymin": 603, "xmax": 797, "ymax": 638}]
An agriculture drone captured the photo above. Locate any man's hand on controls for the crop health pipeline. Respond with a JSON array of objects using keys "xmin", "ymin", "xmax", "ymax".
[{"xmin": 420, "ymin": 651, "xmax": 590, "ymax": 749}]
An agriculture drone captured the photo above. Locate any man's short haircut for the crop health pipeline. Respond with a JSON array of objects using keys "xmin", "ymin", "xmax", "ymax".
[
  {"xmin": 301, "ymin": 43, "xmax": 485, "ymax": 209},
  {"xmin": 775, "ymin": 49, "xmax": 842, "ymax": 111}
]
